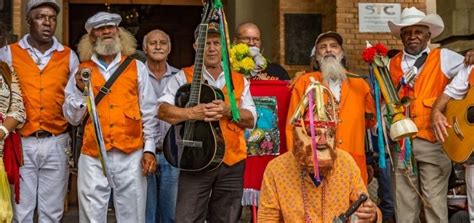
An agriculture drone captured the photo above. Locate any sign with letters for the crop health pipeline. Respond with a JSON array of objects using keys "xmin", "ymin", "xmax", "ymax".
[{"xmin": 358, "ymin": 3, "xmax": 400, "ymax": 32}]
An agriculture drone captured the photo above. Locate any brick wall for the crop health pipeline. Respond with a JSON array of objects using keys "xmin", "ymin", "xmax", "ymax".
[
  {"xmin": 336, "ymin": 0, "xmax": 426, "ymax": 74},
  {"xmin": 278, "ymin": 0, "xmax": 337, "ymax": 73},
  {"xmin": 279, "ymin": 0, "xmax": 428, "ymax": 75}
]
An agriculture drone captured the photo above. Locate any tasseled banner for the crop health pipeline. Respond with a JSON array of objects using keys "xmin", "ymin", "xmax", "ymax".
[
  {"xmin": 369, "ymin": 66, "xmax": 386, "ymax": 168},
  {"xmin": 307, "ymin": 90, "xmax": 321, "ymax": 185},
  {"xmin": 373, "ymin": 76, "xmax": 386, "ymax": 168},
  {"xmin": 214, "ymin": 1, "xmax": 240, "ymax": 122},
  {"xmin": 0, "ymin": 158, "xmax": 13, "ymax": 222},
  {"xmin": 241, "ymin": 188, "xmax": 260, "ymax": 206}
]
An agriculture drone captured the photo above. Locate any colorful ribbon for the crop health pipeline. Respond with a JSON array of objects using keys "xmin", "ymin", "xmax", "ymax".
[{"xmin": 214, "ymin": 0, "xmax": 240, "ymax": 122}]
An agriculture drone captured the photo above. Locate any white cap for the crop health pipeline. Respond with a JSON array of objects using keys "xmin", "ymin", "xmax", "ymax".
[
  {"xmin": 85, "ymin": 12, "xmax": 122, "ymax": 33},
  {"xmin": 26, "ymin": 0, "xmax": 60, "ymax": 14}
]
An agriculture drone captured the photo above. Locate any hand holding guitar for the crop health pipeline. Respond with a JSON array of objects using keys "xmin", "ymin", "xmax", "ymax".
[
  {"xmin": 431, "ymin": 108, "xmax": 451, "ymax": 142},
  {"xmin": 431, "ymin": 94, "xmax": 452, "ymax": 142}
]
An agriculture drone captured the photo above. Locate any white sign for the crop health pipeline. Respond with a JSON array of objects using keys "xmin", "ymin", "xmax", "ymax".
[{"xmin": 358, "ymin": 3, "xmax": 400, "ymax": 33}]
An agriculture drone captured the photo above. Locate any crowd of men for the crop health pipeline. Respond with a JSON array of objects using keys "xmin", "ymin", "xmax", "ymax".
[{"xmin": 1, "ymin": 0, "xmax": 474, "ymax": 222}]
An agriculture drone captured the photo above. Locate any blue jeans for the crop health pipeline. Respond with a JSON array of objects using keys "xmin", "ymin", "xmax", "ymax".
[
  {"xmin": 378, "ymin": 156, "xmax": 395, "ymax": 220},
  {"xmin": 145, "ymin": 153, "xmax": 180, "ymax": 223}
]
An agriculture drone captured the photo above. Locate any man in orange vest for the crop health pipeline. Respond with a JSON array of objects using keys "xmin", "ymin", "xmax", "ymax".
[
  {"xmin": 432, "ymin": 58, "xmax": 473, "ymax": 221},
  {"xmin": 387, "ymin": 7, "xmax": 466, "ymax": 222},
  {"xmin": 286, "ymin": 31, "xmax": 375, "ymax": 185},
  {"xmin": 157, "ymin": 22, "xmax": 256, "ymax": 222},
  {"xmin": 0, "ymin": 0, "xmax": 79, "ymax": 221},
  {"xmin": 63, "ymin": 12, "xmax": 158, "ymax": 222}
]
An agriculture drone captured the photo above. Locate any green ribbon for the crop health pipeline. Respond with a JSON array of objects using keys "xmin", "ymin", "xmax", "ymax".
[{"xmin": 213, "ymin": 0, "xmax": 240, "ymax": 122}]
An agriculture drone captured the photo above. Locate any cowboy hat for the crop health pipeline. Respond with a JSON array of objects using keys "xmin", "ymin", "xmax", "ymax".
[{"xmin": 388, "ymin": 7, "xmax": 444, "ymax": 39}]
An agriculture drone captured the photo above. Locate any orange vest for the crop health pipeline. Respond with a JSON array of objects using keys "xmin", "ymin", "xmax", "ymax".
[
  {"xmin": 286, "ymin": 72, "xmax": 374, "ymax": 184},
  {"xmin": 390, "ymin": 49, "xmax": 448, "ymax": 142},
  {"xmin": 183, "ymin": 66, "xmax": 247, "ymax": 166},
  {"xmin": 11, "ymin": 43, "xmax": 71, "ymax": 137},
  {"xmin": 81, "ymin": 57, "xmax": 144, "ymax": 157}
]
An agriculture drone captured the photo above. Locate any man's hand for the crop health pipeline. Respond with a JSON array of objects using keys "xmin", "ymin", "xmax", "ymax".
[
  {"xmin": 75, "ymin": 68, "xmax": 87, "ymax": 92},
  {"xmin": 206, "ymin": 100, "xmax": 229, "ymax": 120},
  {"xmin": 141, "ymin": 152, "xmax": 157, "ymax": 175},
  {"xmin": 465, "ymin": 49, "xmax": 474, "ymax": 66},
  {"xmin": 354, "ymin": 198, "xmax": 377, "ymax": 222},
  {"xmin": 431, "ymin": 109, "xmax": 451, "ymax": 142}
]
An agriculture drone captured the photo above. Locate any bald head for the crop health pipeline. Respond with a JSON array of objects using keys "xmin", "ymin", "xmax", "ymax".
[
  {"xmin": 143, "ymin": 29, "xmax": 171, "ymax": 63},
  {"xmin": 235, "ymin": 22, "xmax": 261, "ymax": 48}
]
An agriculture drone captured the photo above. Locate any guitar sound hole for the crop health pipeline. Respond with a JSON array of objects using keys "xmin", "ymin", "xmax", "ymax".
[{"xmin": 468, "ymin": 106, "xmax": 474, "ymax": 124}]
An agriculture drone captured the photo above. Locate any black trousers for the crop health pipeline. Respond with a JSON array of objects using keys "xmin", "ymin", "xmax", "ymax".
[{"xmin": 175, "ymin": 160, "xmax": 245, "ymax": 223}]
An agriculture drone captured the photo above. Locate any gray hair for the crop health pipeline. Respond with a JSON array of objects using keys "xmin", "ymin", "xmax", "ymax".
[{"xmin": 142, "ymin": 29, "xmax": 171, "ymax": 49}]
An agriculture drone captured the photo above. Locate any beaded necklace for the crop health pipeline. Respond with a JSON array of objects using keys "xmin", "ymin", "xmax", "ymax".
[{"xmin": 300, "ymin": 169, "xmax": 327, "ymax": 223}]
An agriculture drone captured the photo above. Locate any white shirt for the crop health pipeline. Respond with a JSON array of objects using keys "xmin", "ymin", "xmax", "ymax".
[
  {"xmin": 63, "ymin": 53, "xmax": 158, "ymax": 154},
  {"xmin": 157, "ymin": 67, "xmax": 257, "ymax": 127},
  {"xmin": 0, "ymin": 34, "xmax": 79, "ymax": 76},
  {"xmin": 146, "ymin": 62, "xmax": 179, "ymax": 148},
  {"xmin": 399, "ymin": 47, "xmax": 464, "ymax": 80},
  {"xmin": 444, "ymin": 65, "xmax": 473, "ymax": 100}
]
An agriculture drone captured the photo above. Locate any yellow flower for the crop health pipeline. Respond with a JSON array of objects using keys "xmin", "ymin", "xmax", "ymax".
[
  {"xmin": 233, "ymin": 43, "xmax": 250, "ymax": 60},
  {"xmin": 232, "ymin": 60, "xmax": 241, "ymax": 72},
  {"xmin": 240, "ymin": 57, "xmax": 255, "ymax": 71}
]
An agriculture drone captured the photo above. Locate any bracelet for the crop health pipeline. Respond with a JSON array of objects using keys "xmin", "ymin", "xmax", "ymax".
[{"xmin": 0, "ymin": 125, "xmax": 9, "ymax": 139}]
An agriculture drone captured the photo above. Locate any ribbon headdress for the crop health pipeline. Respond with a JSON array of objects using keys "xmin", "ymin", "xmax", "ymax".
[{"xmin": 290, "ymin": 77, "xmax": 338, "ymax": 186}]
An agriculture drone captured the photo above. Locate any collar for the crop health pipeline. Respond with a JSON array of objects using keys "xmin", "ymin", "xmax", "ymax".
[
  {"xmin": 203, "ymin": 66, "xmax": 224, "ymax": 81},
  {"xmin": 19, "ymin": 34, "xmax": 64, "ymax": 52},
  {"xmin": 146, "ymin": 61, "xmax": 175, "ymax": 79},
  {"xmin": 91, "ymin": 52, "xmax": 122, "ymax": 71},
  {"xmin": 403, "ymin": 47, "xmax": 430, "ymax": 60}
]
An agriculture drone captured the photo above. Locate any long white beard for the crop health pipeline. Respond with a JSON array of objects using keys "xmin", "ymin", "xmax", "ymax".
[
  {"xmin": 317, "ymin": 55, "xmax": 346, "ymax": 83},
  {"xmin": 94, "ymin": 36, "xmax": 121, "ymax": 56}
]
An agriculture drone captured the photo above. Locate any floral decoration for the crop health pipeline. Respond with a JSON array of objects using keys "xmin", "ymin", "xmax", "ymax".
[{"xmin": 230, "ymin": 43, "xmax": 267, "ymax": 78}]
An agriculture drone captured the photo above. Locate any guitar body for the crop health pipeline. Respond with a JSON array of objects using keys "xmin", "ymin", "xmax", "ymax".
[
  {"xmin": 163, "ymin": 83, "xmax": 226, "ymax": 172},
  {"xmin": 443, "ymin": 86, "xmax": 474, "ymax": 163}
]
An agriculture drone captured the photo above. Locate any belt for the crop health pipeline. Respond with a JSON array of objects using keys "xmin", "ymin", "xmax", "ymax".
[
  {"xmin": 29, "ymin": 130, "xmax": 53, "ymax": 138},
  {"xmin": 156, "ymin": 147, "xmax": 163, "ymax": 154}
]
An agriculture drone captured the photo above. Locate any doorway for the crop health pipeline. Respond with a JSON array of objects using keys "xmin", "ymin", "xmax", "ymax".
[{"xmin": 68, "ymin": 4, "xmax": 202, "ymax": 68}]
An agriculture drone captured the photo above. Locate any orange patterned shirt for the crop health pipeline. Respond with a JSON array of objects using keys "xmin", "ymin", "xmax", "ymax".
[{"xmin": 259, "ymin": 149, "xmax": 376, "ymax": 223}]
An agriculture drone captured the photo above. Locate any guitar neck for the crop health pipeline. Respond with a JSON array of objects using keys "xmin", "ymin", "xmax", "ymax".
[{"xmin": 188, "ymin": 24, "xmax": 208, "ymax": 107}]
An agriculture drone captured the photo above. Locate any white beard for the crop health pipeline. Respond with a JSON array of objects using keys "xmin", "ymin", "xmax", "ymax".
[
  {"xmin": 94, "ymin": 36, "xmax": 121, "ymax": 56},
  {"xmin": 317, "ymin": 54, "xmax": 347, "ymax": 83}
]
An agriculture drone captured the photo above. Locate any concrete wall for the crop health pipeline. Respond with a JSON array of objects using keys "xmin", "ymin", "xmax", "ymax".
[
  {"xmin": 227, "ymin": 0, "xmax": 276, "ymax": 62},
  {"xmin": 435, "ymin": 0, "xmax": 474, "ymax": 53}
]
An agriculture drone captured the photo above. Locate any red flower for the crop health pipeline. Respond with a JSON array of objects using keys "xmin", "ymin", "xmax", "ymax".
[
  {"xmin": 362, "ymin": 47, "xmax": 377, "ymax": 63},
  {"xmin": 374, "ymin": 43, "xmax": 388, "ymax": 56}
]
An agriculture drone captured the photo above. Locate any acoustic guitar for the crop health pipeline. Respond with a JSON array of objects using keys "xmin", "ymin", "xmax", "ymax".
[
  {"xmin": 163, "ymin": 2, "xmax": 225, "ymax": 172},
  {"xmin": 443, "ymin": 86, "xmax": 474, "ymax": 163}
]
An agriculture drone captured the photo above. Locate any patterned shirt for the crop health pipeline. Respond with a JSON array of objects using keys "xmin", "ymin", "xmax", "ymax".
[
  {"xmin": 0, "ymin": 63, "xmax": 26, "ymax": 154},
  {"xmin": 258, "ymin": 149, "xmax": 373, "ymax": 223}
]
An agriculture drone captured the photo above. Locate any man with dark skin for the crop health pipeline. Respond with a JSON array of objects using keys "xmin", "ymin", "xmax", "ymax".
[
  {"xmin": 0, "ymin": 0, "xmax": 79, "ymax": 221},
  {"xmin": 387, "ymin": 7, "xmax": 466, "ymax": 222},
  {"xmin": 158, "ymin": 22, "xmax": 256, "ymax": 222}
]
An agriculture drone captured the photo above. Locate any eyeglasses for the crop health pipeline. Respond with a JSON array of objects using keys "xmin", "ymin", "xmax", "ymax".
[{"xmin": 238, "ymin": 36, "xmax": 261, "ymax": 43}]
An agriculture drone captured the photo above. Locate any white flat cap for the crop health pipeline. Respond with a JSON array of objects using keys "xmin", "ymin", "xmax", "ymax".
[
  {"xmin": 85, "ymin": 12, "xmax": 122, "ymax": 33},
  {"xmin": 26, "ymin": 0, "xmax": 60, "ymax": 14}
]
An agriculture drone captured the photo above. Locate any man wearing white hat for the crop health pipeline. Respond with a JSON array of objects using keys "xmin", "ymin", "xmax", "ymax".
[
  {"xmin": 63, "ymin": 11, "xmax": 158, "ymax": 222},
  {"xmin": 0, "ymin": 0, "xmax": 79, "ymax": 221},
  {"xmin": 387, "ymin": 7, "xmax": 466, "ymax": 222}
]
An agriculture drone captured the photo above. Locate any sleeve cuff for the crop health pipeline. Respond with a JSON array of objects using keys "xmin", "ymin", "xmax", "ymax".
[{"xmin": 143, "ymin": 140, "xmax": 156, "ymax": 155}]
